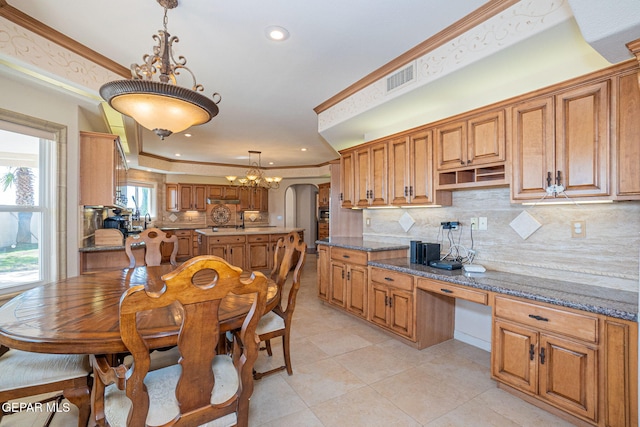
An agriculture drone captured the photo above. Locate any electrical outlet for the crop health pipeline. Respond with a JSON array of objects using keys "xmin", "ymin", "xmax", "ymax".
[
  {"xmin": 470, "ymin": 217, "xmax": 478, "ymax": 230},
  {"xmin": 571, "ymin": 220, "xmax": 586, "ymax": 238},
  {"xmin": 366, "ymin": 218, "xmax": 371, "ymax": 227},
  {"xmin": 478, "ymin": 217, "xmax": 488, "ymax": 231}
]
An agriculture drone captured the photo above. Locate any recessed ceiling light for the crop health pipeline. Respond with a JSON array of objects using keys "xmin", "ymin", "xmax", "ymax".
[
  {"xmin": 175, "ymin": 153, "xmax": 181, "ymax": 157},
  {"xmin": 265, "ymin": 26, "xmax": 290, "ymax": 41},
  {"xmin": 301, "ymin": 148, "xmax": 307, "ymax": 151},
  {"xmin": 184, "ymin": 133, "xmax": 192, "ymax": 137},
  {"xmin": 269, "ymin": 162, "xmax": 274, "ymax": 165}
]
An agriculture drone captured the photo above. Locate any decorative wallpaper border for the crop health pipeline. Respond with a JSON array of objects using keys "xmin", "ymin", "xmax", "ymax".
[{"xmin": 318, "ymin": 0, "xmax": 573, "ymax": 132}]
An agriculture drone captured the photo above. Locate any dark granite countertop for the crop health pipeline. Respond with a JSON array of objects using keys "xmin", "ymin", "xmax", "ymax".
[
  {"xmin": 369, "ymin": 258, "xmax": 638, "ymax": 322},
  {"xmin": 315, "ymin": 237, "xmax": 409, "ymax": 252}
]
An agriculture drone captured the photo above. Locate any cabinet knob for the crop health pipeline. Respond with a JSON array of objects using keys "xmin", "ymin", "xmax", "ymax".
[{"xmin": 460, "ymin": 161, "xmax": 465, "ymax": 165}]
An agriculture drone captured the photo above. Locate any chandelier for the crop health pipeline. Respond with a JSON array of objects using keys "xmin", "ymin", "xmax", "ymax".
[
  {"xmin": 99, "ymin": 0, "xmax": 221, "ymax": 140},
  {"xmin": 225, "ymin": 151, "xmax": 282, "ymax": 190}
]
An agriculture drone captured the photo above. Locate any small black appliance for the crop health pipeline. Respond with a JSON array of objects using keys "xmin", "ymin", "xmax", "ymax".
[
  {"xmin": 410, "ymin": 241, "xmax": 422, "ymax": 264},
  {"xmin": 420, "ymin": 243, "xmax": 441, "ymax": 265}
]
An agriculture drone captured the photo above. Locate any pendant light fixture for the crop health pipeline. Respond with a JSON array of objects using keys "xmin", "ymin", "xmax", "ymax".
[
  {"xmin": 100, "ymin": 0, "xmax": 221, "ymax": 139},
  {"xmin": 225, "ymin": 151, "xmax": 282, "ymax": 190}
]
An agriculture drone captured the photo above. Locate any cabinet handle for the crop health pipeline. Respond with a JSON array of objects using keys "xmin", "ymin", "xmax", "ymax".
[
  {"xmin": 555, "ymin": 170, "xmax": 562, "ymax": 186},
  {"xmin": 384, "ymin": 277, "xmax": 394, "ymax": 282},
  {"xmin": 347, "ymin": 271, "xmax": 350, "ymax": 281},
  {"xmin": 539, "ymin": 347, "xmax": 546, "ymax": 365},
  {"xmin": 440, "ymin": 288, "xmax": 453, "ymax": 294},
  {"xmin": 528, "ymin": 314, "xmax": 549, "ymax": 322},
  {"xmin": 342, "ymin": 255, "xmax": 350, "ymax": 259},
  {"xmin": 404, "ymin": 186, "xmax": 408, "ymax": 196},
  {"xmin": 546, "ymin": 171, "xmax": 553, "ymax": 187},
  {"xmin": 409, "ymin": 186, "xmax": 413, "ymax": 196},
  {"xmin": 340, "ymin": 193, "xmax": 343, "ymax": 201},
  {"xmin": 529, "ymin": 344, "xmax": 535, "ymax": 361},
  {"xmin": 389, "ymin": 297, "xmax": 393, "ymax": 308},
  {"xmin": 460, "ymin": 161, "xmax": 465, "ymax": 165},
  {"xmin": 342, "ymin": 270, "xmax": 345, "ymax": 279},
  {"xmin": 384, "ymin": 295, "xmax": 389, "ymax": 306},
  {"xmin": 467, "ymin": 159, "xmax": 471, "ymax": 164}
]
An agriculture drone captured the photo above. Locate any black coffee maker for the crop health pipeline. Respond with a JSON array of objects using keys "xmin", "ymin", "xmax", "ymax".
[{"xmin": 103, "ymin": 209, "xmax": 128, "ymax": 236}]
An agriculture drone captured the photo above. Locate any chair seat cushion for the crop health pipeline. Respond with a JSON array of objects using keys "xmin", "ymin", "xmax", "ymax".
[
  {"xmin": 104, "ymin": 354, "xmax": 238, "ymax": 427},
  {"xmin": 0, "ymin": 350, "xmax": 90, "ymax": 392},
  {"xmin": 255, "ymin": 311, "xmax": 285, "ymax": 336}
]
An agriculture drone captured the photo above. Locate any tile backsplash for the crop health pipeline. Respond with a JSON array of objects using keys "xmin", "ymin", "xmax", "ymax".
[{"xmin": 363, "ymin": 187, "xmax": 640, "ymax": 292}]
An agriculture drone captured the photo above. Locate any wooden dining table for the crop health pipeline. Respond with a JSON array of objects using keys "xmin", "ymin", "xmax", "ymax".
[{"xmin": 0, "ymin": 264, "xmax": 278, "ymax": 355}]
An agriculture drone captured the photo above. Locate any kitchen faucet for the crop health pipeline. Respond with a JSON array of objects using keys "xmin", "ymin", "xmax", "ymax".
[{"xmin": 144, "ymin": 213, "xmax": 151, "ymax": 230}]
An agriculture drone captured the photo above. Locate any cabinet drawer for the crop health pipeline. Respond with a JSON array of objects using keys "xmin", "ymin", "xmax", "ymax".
[
  {"xmin": 494, "ymin": 296, "xmax": 598, "ymax": 343},
  {"xmin": 370, "ymin": 267, "xmax": 413, "ymax": 291},
  {"xmin": 331, "ymin": 247, "xmax": 367, "ymax": 265},
  {"xmin": 416, "ymin": 278, "xmax": 488, "ymax": 305},
  {"xmin": 247, "ymin": 234, "xmax": 268, "ymax": 243},
  {"xmin": 173, "ymin": 230, "xmax": 192, "ymax": 237},
  {"xmin": 207, "ymin": 235, "xmax": 246, "ymax": 244},
  {"xmin": 270, "ymin": 233, "xmax": 288, "ymax": 242}
]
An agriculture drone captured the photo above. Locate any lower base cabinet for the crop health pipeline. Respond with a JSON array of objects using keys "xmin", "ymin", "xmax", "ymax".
[{"xmin": 369, "ymin": 268, "xmax": 414, "ymax": 340}]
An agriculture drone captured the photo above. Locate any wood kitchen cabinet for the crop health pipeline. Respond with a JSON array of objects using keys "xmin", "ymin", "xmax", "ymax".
[
  {"xmin": 389, "ymin": 130, "xmax": 451, "ymax": 206},
  {"xmin": 369, "ymin": 267, "xmax": 414, "ymax": 340},
  {"xmin": 247, "ymin": 234, "xmax": 270, "ymax": 271},
  {"xmin": 614, "ymin": 70, "xmax": 640, "ymax": 200},
  {"xmin": 239, "ymin": 187, "xmax": 268, "ymax": 211},
  {"xmin": 511, "ymin": 80, "xmax": 610, "ymax": 202},
  {"xmin": 178, "ymin": 184, "xmax": 207, "ymax": 211},
  {"xmin": 207, "ymin": 184, "xmax": 241, "ymax": 200},
  {"xmin": 318, "ymin": 182, "xmax": 330, "ymax": 207},
  {"xmin": 353, "ymin": 141, "xmax": 388, "ymax": 207},
  {"xmin": 317, "ymin": 244, "xmax": 330, "ymax": 300},
  {"xmin": 339, "ymin": 151, "xmax": 355, "ymax": 208},
  {"xmin": 160, "ymin": 229, "xmax": 193, "ymax": 262},
  {"xmin": 79, "ymin": 131, "xmax": 127, "ymax": 208},
  {"xmin": 330, "ymin": 247, "xmax": 368, "ymax": 317},
  {"xmin": 200, "ymin": 235, "xmax": 247, "ymax": 270},
  {"xmin": 492, "ymin": 296, "xmax": 598, "ymax": 423},
  {"xmin": 165, "ymin": 184, "xmax": 179, "ymax": 212},
  {"xmin": 435, "ymin": 109, "xmax": 507, "ymax": 188}
]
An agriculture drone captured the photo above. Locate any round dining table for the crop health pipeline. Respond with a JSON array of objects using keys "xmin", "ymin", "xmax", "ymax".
[{"xmin": 0, "ymin": 265, "xmax": 278, "ymax": 355}]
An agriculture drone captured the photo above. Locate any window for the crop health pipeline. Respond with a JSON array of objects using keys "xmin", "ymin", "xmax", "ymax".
[
  {"xmin": 126, "ymin": 180, "xmax": 157, "ymax": 219},
  {"xmin": 0, "ymin": 125, "xmax": 56, "ymax": 292}
]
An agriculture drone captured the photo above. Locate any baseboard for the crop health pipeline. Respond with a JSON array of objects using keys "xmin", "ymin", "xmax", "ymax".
[{"xmin": 454, "ymin": 330, "xmax": 491, "ymax": 352}]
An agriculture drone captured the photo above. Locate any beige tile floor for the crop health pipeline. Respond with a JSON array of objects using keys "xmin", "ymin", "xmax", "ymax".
[{"xmin": 1, "ymin": 255, "xmax": 576, "ymax": 427}]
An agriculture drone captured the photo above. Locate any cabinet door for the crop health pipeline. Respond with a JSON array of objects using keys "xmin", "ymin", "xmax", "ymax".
[
  {"xmin": 208, "ymin": 185, "xmax": 224, "ymax": 199},
  {"xmin": 228, "ymin": 243, "xmax": 245, "ymax": 270},
  {"xmin": 616, "ymin": 72, "xmax": 640, "ymax": 199},
  {"xmin": 176, "ymin": 235, "xmax": 191, "ymax": 259},
  {"xmin": 346, "ymin": 264, "xmax": 367, "ymax": 318},
  {"xmin": 179, "ymin": 184, "xmax": 193, "ymax": 210},
  {"xmin": 538, "ymin": 334, "xmax": 597, "ymax": 422},
  {"xmin": 317, "ymin": 245, "xmax": 330, "ymax": 300},
  {"xmin": 165, "ymin": 184, "xmax": 179, "ymax": 212},
  {"xmin": 467, "ymin": 109, "xmax": 505, "ymax": 167},
  {"xmin": 224, "ymin": 185, "xmax": 241, "ymax": 200},
  {"xmin": 239, "ymin": 188, "xmax": 251, "ymax": 211},
  {"xmin": 340, "ymin": 151, "xmax": 354, "ymax": 208},
  {"xmin": 492, "ymin": 319, "xmax": 538, "ymax": 394},
  {"xmin": 368, "ymin": 282, "xmax": 389, "ymax": 328},
  {"xmin": 329, "ymin": 262, "xmax": 347, "ymax": 307},
  {"xmin": 209, "ymin": 244, "xmax": 226, "ymax": 259},
  {"xmin": 555, "ymin": 81, "xmax": 610, "ymax": 198},
  {"xmin": 193, "ymin": 185, "xmax": 207, "ymax": 211},
  {"xmin": 389, "ymin": 136, "xmax": 410, "ymax": 205},
  {"xmin": 409, "ymin": 130, "xmax": 435, "ymax": 205},
  {"xmin": 389, "ymin": 289, "xmax": 413, "ymax": 339},
  {"xmin": 354, "ymin": 147, "xmax": 370, "ymax": 208},
  {"xmin": 435, "ymin": 119, "xmax": 467, "ymax": 170},
  {"xmin": 369, "ymin": 142, "xmax": 388, "ymax": 206},
  {"xmin": 248, "ymin": 242, "xmax": 270, "ymax": 270},
  {"xmin": 258, "ymin": 188, "xmax": 269, "ymax": 212},
  {"xmin": 510, "ymin": 97, "xmax": 555, "ymax": 201}
]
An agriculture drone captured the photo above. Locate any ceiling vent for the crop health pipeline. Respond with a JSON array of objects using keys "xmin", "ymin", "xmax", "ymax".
[{"xmin": 386, "ymin": 63, "xmax": 415, "ymax": 93}]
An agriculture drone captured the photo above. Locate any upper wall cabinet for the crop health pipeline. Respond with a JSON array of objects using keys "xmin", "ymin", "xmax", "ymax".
[
  {"xmin": 435, "ymin": 109, "xmax": 507, "ymax": 189},
  {"xmin": 615, "ymin": 70, "xmax": 640, "ymax": 200},
  {"xmin": 511, "ymin": 80, "xmax": 610, "ymax": 202},
  {"xmin": 339, "ymin": 151, "xmax": 355, "ymax": 208},
  {"xmin": 79, "ymin": 131, "xmax": 127, "ymax": 208},
  {"xmin": 389, "ymin": 130, "xmax": 451, "ymax": 206},
  {"xmin": 353, "ymin": 141, "xmax": 388, "ymax": 207},
  {"xmin": 318, "ymin": 182, "xmax": 331, "ymax": 208}
]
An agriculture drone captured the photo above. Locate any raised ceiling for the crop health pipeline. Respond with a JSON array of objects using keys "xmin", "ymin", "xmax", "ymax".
[{"xmin": 0, "ymin": 0, "xmax": 632, "ymax": 176}]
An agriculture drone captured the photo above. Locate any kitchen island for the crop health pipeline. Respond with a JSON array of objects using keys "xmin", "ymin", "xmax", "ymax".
[{"xmin": 195, "ymin": 227, "xmax": 304, "ymax": 272}]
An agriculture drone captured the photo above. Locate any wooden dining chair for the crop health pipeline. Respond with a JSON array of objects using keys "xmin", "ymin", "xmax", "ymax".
[
  {"xmin": 253, "ymin": 231, "xmax": 306, "ymax": 380},
  {"xmin": 90, "ymin": 255, "xmax": 268, "ymax": 427},
  {"xmin": 0, "ymin": 345, "xmax": 91, "ymax": 427},
  {"xmin": 124, "ymin": 227, "xmax": 178, "ymax": 268}
]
